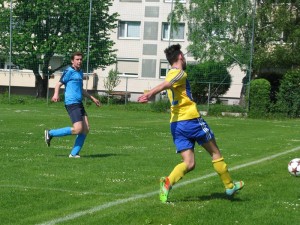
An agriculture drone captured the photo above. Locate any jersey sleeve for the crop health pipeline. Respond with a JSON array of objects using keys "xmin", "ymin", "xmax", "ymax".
[
  {"xmin": 59, "ymin": 69, "xmax": 70, "ymax": 84},
  {"xmin": 165, "ymin": 70, "xmax": 185, "ymax": 88}
]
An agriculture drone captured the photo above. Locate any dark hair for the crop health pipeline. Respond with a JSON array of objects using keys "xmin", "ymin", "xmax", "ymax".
[
  {"xmin": 164, "ymin": 44, "xmax": 182, "ymax": 65},
  {"xmin": 71, "ymin": 51, "xmax": 83, "ymax": 60}
]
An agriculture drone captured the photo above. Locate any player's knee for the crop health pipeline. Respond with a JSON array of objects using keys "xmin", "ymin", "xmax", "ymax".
[
  {"xmin": 72, "ymin": 126, "xmax": 83, "ymax": 135},
  {"xmin": 187, "ymin": 161, "xmax": 196, "ymax": 171}
]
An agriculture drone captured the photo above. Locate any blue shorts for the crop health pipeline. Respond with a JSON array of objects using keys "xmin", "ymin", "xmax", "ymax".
[
  {"xmin": 170, "ymin": 117, "xmax": 214, "ymax": 153},
  {"xmin": 65, "ymin": 103, "xmax": 87, "ymax": 124}
]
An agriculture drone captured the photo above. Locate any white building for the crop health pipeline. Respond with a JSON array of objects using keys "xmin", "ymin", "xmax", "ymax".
[
  {"xmin": 0, "ymin": 0, "xmax": 244, "ymax": 104},
  {"xmin": 94, "ymin": 0, "xmax": 244, "ymax": 104}
]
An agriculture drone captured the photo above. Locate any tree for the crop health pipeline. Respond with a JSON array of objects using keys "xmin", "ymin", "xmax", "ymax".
[
  {"xmin": 186, "ymin": 61, "xmax": 232, "ymax": 104},
  {"xmin": 172, "ymin": 0, "xmax": 253, "ymax": 67},
  {"xmin": 171, "ymin": 0, "xmax": 253, "ymax": 105},
  {"xmin": 172, "ymin": 1, "xmax": 300, "ymax": 105},
  {"xmin": 276, "ymin": 69, "xmax": 300, "ymax": 118},
  {"xmin": 103, "ymin": 69, "xmax": 120, "ymax": 104},
  {"xmin": 0, "ymin": 0, "xmax": 118, "ymax": 97},
  {"xmin": 254, "ymin": 0, "xmax": 300, "ymax": 71},
  {"xmin": 253, "ymin": 1, "xmax": 300, "ymax": 102}
]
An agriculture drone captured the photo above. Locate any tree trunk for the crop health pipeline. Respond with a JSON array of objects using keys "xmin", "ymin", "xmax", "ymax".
[{"xmin": 35, "ymin": 73, "xmax": 48, "ymax": 98}]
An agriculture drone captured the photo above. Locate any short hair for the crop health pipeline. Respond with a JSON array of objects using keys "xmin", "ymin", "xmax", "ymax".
[
  {"xmin": 164, "ymin": 44, "xmax": 182, "ymax": 65},
  {"xmin": 71, "ymin": 51, "xmax": 83, "ymax": 60}
]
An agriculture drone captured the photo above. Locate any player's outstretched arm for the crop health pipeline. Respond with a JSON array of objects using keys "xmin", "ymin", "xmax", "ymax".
[{"xmin": 138, "ymin": 81, "xmax": 171, "ymax": 103}]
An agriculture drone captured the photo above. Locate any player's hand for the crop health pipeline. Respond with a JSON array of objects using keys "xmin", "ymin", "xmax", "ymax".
[
  {"xmin": 91, "ymin": 96, "xmax": 101, "ymax": 107},
  {"xmin": 51, "ymin": 95, "xmax": 60, "ymax": 102},
  {"xmin": 94, "ymin": 99, "xmax": 101, "ymax": 107},
  {"xmin": 138, "ymin": 95, "xmax": 149, "ymax": 103}
]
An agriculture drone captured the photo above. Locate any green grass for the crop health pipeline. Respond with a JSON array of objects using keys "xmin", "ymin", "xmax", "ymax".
[{"xmin": 0, "ymin": 102, "xmax": 300, "ymax": 225}]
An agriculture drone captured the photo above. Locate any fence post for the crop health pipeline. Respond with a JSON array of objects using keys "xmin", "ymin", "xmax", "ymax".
[
  {"xmin": 46, "ymin": 66, "xmax": 51, "ymax": 105},
  {"xmin": 125, "ymin": 76, "xmax": 128, "ymax": 105},
  {"xmin": 207, "ymin": 82, "xmax": 211, "ymax": 113}
]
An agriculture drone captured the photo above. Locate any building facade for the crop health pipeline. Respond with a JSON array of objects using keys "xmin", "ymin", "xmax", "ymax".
[
  {"xmin": 94, "ymin": 0, "xmax": 194, "ymax": 101},
  {"xmin": 0, "ymin": 0, "xmax": 244, "ymax": 104},
  {"xmin": 95, "ymin": 0, "xmax": 244, "ymax": 104}
]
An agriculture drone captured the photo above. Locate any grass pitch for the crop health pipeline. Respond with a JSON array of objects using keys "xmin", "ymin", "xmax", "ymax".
[{"xmin": 0, "ymin": 103, "xmax": 299, "ymax": 225}]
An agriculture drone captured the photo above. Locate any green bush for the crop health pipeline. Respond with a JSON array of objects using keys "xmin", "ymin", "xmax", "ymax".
[
  {"xmin": 187, "ymin": 61, "xmax": 232, "ymax": 104},
  {"xmin": 248, "ymin": 79, "xmax": 271, "ymax": 118},
  {"xmin": 276, "ymin": 69, "xmax": 300, "ymax": 118},
  {"xmin": 0, "ymin": 93, "xmax": 46, "ymax": 105},
  {"xmin": 97, "ymin": 94, "xmax": 127, "ymax": 105},
  {"xmin": 207, "ymin": 103, "xmax": 246, "ymax": 117},
  {"xmin": 150, "ymin": 99, "xmax": 170, "ymax": 112}
]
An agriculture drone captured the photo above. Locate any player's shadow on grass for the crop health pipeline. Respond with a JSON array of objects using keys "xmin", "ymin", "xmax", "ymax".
[
  {"xmin": 175, "ymin": 192, "xmax": 244, "ymax": 202},
  {"xmin": 83, "ymin": 153, "xmax": 122, "ymax": 158},
  {"xmin": 55, "ymin": 153, "xmax": 124, "ymax": 158}
]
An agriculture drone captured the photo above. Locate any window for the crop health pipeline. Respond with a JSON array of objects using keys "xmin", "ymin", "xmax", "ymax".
[
  {"xmin": 119, "ymin": 21, "xmax": 141, "ymax": 39},
  {"xmin": 160, "ymin": 61, "xmax": 169, "ymax": 78},
  {"xmin": 117, "ymin": 59, "xmax": 139, "ymax": 77},
  {"xmin": 162, "ymin": 23, "xmax": 185, "ymax": 41}
]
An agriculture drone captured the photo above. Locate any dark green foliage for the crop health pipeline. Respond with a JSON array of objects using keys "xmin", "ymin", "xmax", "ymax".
[
  {"xmin": 173, "ymin": 0, "xmax": 253, "ymax": 66},
  {"xmin": 149, "ymin": 99, "xmax": 170, "ymax": 113},
  {"xmin": 276, "ymin": 69, "xmax": 300, "ymax": 118},
  {"xmin": 0, "ymin": 91, "xmax": 46, "ymax": 105},
  {"xmin": 248, "ymin": 78, "xmax": 271, "ymax": 118},
  {"xmin": 0, "ymin": 0, "xmax": 119, "ymax": 97},
  {"xmin": 207, "ymin": 103, "xmax": 247, "ymax": 117},
  {"xmin": 187, "ymin": 61, "xmax": 232, "ymax": 104},
  {"xmin": 254, "ymin": 1, "xmax": 300, "ymax": 71},
  {"xmin": 254, "ymin": 1, "xmax": 300, "ymax": 98}
]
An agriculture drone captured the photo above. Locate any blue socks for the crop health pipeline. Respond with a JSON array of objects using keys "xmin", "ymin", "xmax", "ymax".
[
  {"xmin": 70, "ymin": 134, "xmax": 86, "ymax": 156},
  {"xmin": 48, "ymin": 127, "xmax": 86, "ymax": 156},
  {"xmin": 49, "ymin": 127, "xmax": 72, "ymax": 137}
]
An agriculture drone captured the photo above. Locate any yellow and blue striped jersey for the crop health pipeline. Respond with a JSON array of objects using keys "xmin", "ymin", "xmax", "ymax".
[{"xmin": 165, "ymin": 68, "xmax": 200, "ymax": 122}]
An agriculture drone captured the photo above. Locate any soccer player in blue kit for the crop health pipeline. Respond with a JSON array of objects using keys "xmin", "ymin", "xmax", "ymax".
[
  {"xmin": 138, "ymin": 44, "xmax": 244, "ymax": 202},
  {"xmin": 45, "ymin": 52, "xmax": 100, "ymax": 158}
]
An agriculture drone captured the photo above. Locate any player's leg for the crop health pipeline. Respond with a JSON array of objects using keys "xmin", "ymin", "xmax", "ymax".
[
  {"xmin": 44, "ymin": 104, "xmax": 79, "ymax": 147},
  {"xmin": 169, "ymin": 149, "xmax": 195, "ymax": 185},
  {"xmin": 160, "ymin": 149, "xmax": 195, "ymax": 203},
  {"xmin": 202, "ymin": 139, "xmax": 233, "ymax": 188},
  {"xmin": 45, "ymin": 127, "xmax": 72, "ymax": 147},
  {"xmin": 202, "ymin": 138, "xmax": 244, "ymax": 196},
  {"xmin": 160, "ymin": 120, "xmax": 195, "ymax": 203},
  {"xmin": 69, "ymin": 116, "xmax": 89, "ymax": 157},
  {"xmin": 194, "ymin": 117, "xmax": 244, "ymax": 196}
]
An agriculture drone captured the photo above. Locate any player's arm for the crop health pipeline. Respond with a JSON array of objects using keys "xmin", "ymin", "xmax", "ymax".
[
  {"xmin": 82, "ymin": 89, "xmax": 101, "ymax": 107},
  {"xmin": 51, "ymin": 81, "xmax": 63, "ymax": 102},
  {"xmin": 138, "ymin": 80, "xmax": 172, "ymax": 103}
]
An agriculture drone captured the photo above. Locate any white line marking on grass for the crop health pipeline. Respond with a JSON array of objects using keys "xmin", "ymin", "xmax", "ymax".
[
  {"xmin": 38, "ymin": 146, "xmax": 300, "ymax": 225},
  {"xmin": 0, "ymin": 185, "xmax": 127, "ymax": 197}
]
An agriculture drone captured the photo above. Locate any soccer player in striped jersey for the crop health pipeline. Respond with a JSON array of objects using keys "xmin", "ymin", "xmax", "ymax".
[{"xmin": 138, "ymin": 44, "xmax": 244, "ymax": 203}]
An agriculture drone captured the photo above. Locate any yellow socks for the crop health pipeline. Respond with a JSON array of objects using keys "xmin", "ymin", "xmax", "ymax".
[
  {"xmin": 168, "ymin": 162, "xmax": 188, "ymax": 186},
  {"xmin": 212, "ymin": 157, "xmax": 234, "ymax": 189},
  {"xmin": 167, "ymin": 158, "xmax": 233, "ymax": 189}
]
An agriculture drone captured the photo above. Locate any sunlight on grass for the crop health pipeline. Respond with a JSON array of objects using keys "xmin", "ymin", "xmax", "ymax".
[{"xmin": 0, "ymin": 104, "xmax": 299, "ymax": 224}]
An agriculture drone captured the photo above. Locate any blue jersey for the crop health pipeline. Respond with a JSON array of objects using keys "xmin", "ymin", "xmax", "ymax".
[{"xmin": 60, "ymin": 66, "xmax": 83, "ymax": 105}]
